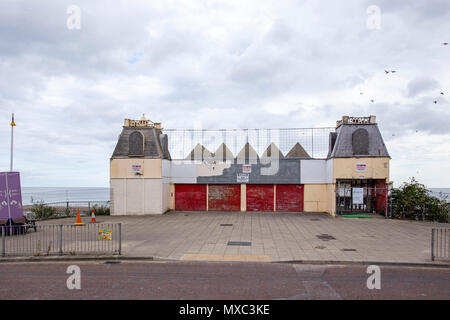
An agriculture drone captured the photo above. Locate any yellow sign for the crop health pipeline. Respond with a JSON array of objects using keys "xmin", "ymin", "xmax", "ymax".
[{"xmin": 98, "ymin": 229, "xmax": 112, "ymax": 240}]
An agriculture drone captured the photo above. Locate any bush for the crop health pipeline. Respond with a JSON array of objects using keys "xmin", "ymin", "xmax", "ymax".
[
  {"xmin": 93, "ymin": 204, "xmax": 110, "ymax": 216},
  {"xmin": 30, "ymin": 199, "xmax": 58, "ymax": 220},
  {"xmin": 391, "ymin": 177, "xmax": 448, "ymax": 222}
]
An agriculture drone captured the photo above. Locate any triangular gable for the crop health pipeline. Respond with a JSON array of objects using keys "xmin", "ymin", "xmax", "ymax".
[{"xmin": 286, "ymin": 143, "xmax": 311, "ymax": 158}]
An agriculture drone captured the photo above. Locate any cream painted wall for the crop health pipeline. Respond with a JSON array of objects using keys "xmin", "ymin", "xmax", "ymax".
[
  {"xmin": 110, "ymin": 159, "xmax": 162, "ymax": 179},
  {"xmin": 110, "ymin": 178, "xmax": 166, "ymax": 215},
  {"xmin": 240, "ymin": 184, "xmax": 246, "ymax": 212},
  {"xmin": 326, "ymin": 183, "xmax": 336, "ymax": 216},
  {"xmin": 333, "ymin": 157, "xmax": 389, "ymax": 182},
  {"xmin": 304, "ymin": 184, "xmax": 332, "ymax": 214}
]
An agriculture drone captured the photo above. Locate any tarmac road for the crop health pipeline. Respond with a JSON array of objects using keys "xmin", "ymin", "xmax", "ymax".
[{"xmin": 0, "ymin": 260, "xmax": 448, "ymax": 300}]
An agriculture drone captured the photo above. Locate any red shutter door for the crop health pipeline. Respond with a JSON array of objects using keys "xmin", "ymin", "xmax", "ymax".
[
  {"xmin": 208, "ymin": 184, "xmax": 241, "ymax": 211},
  {"xmin": 375, "ymin": 183, "xmax": 388, "ymax": 214},
  {"xmin": 276, "ymin": 185, "xmax": 304, "ymax": 212},
  {"xmin": 246, "ymin": 185, "xmax": 274, "ymax": 211},
  {"xmin": 175, "ymin": 184, "xmax": 207, "ymax": 211}
]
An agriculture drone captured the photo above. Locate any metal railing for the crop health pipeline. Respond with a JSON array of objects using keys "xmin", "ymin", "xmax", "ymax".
[
  {"xmin": 1, "ymin": 223, "xmax": 121, "ymax": 257},
  {"xmin": 431, "ymin": 228, "xmax": 449, "ymax": 261}
]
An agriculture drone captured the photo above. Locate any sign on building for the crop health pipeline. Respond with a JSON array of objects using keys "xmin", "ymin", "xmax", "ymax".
[
  {"xmin": 352, "ymin": 188, "xmax": 364, "ymax": 205},
  {"xmin": 237, "ymin": 173, "xmax": 249, "ymax": 183},
  {"xmin": 356, "ymin": 163, "xmax": 367, "ymax": 172},
  {"xmin": 132, "ymin": 163, "xmax": 143, "ymax": 174},
  {"xmin": 242, "ymin": 164, "xmax": 252, "ymax": 173}
]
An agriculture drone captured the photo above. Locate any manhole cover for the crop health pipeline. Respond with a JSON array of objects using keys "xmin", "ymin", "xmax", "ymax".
[
  {"xmin": 315, "ymin": 246, "xmax": 326, "ymax": 249},
  {"xmin": 227, "ymin": 241, "xmax": 251, "ymax": 246},
  {"xmin": 310, "ymin": 218, "xmax": 321, "ymax": 221},
  {"xmin": 220, "ymin": 224, "xmax": 233, "ymax": 226},
  {"xmin": 316, "ymin": 234, "xmax": 336, "ymax": 241},
  {"xmin": 341, "ymin": 248, "xmax": 357, "ymax": 252}
]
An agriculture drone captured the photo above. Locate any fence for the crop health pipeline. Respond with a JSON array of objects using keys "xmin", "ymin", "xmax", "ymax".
[
  {"xmin": 165, "ymin": 127, "xmax": 335, "ymax": 160},
  {"xmin": 431, "ymin": 228, "xmax": 450, "ymax": 261},
  {"xmin": 1, "ymin": 223, "xmax": 121, "ymax": 257},
  {"xmin": 23, "ymin": 201, "xmax": 110, "ymax": 220},
  {"xmin": 335, "ymin": 182, "xmax": 390, "ymax": 216}
]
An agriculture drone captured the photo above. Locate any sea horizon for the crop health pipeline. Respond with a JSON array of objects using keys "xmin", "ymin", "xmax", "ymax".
[
  {"xmin": 21, "ymin": 186, "xmax": 110, "ymax": 205},
  {"xmin": 18, "ymin": 186, "xmax": 450, "ymax": 205}
]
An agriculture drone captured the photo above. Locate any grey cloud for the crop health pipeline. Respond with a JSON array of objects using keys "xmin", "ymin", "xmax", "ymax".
[
  {"xmin": 1, "ymin": 0, "xmax": 450, "ymax": 186},
  {"xmin": 406, "ymin": 77, "xmax": 439, "ymax": 97}
]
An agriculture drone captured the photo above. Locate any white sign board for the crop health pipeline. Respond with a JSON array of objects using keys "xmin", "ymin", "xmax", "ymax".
[
  {"xmin": 352, "ymin": 188, "xmax": 364, "ymax": 205},
  {"xmin": 242, "ymin": 164, "xmax": 252, "ymax": 173},
  {"xmin": 132, "ymin": 163, "xmax": 143, "ymax": 174},
  {"xmin": 356, "ymin": 163, "xmax": 367, "ymax": 172},
  {"xmin": 237, "ymin": 173, "xmax": 249, "ymax": 183}
]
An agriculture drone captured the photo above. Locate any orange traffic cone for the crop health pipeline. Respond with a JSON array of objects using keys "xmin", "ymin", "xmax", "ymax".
[
  {"xmin": 91, "ymin": 210, "xmax": 97, "ymax": 223},
  {"xmin": 74, "ymin": 208, "xmax": 84, "ymax": 226}
]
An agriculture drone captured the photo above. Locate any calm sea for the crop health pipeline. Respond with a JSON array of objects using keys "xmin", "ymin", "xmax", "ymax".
[
  {"xmin": 429, "ymin": 188, "xmax": 450, "ymax": 202},
  {"xmin": 21, "ymin": 187, "xmax": 110, "ymax": 205}
]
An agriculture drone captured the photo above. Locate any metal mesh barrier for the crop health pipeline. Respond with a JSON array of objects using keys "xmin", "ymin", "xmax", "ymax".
[
  {"xmin": 165, "ymin": 127, "xmax": 335, "ymax": 159},
  {"xmin": 1, "ymin": 223, "xmax": 121, "ymax": 257}
]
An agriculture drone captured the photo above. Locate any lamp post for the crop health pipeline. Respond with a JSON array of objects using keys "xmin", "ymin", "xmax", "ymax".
[{"xmin": 10, "ymin": 113, "xmax": 15, "ymax": 172}]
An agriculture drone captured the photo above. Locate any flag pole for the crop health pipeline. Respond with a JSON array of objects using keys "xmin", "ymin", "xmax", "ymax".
[{"xmin": 10, "ymin": 113, "xmax": 15, "ymax": 172}]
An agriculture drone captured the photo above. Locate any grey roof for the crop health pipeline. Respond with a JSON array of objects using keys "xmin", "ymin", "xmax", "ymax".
[
  {"xmin": 111, "ymin": 126, "xmax": 171, "ymax": 159},
  {"xmin": 328, "ymin": 123, "xmax": 390, "ymax": 158}
]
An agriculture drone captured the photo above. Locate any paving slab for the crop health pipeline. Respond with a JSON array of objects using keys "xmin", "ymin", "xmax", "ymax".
[{"xmin": 25, "ymin": 211, "xmax": 450, "ymax": 264}]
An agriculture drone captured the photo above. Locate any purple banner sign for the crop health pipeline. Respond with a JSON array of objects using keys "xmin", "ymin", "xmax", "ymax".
[{"xmin": 0, "ymin": 172, "xmax": 24, "ymax": 222}]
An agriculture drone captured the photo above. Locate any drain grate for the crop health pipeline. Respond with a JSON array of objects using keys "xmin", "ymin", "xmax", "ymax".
[
  {"xmin": 104, "ymin": 261, "xmax": 121, "ymax": 264},
  {"xmin": 341, "ymin": 248, "xmax": 357, "ymax": 252},
  {"xmin": 316, "ymin": 234, "xmax": 336, "ymax": 241},
  {"xmin": 314, "ymin": 246, "xmax": 326, "ymax": 250},
  {"xmin": 310, "ymin": 218, "xmax": 321, "ymax": 221},
  {"xmin": 220, "ymin": 224, "xmax": 233, "ymax": 227},
  {"xmin": 227, "ymin": 241, "xmax": 251, "ymax": 246}
]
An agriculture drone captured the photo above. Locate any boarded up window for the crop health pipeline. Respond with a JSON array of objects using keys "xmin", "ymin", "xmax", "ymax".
[
  {"xmin": 129, "ymin": 131, "xmax": 144, "ymax": 156},
  {"xmin": 352, "ymin": 129, "xmax": 369, "ymax": 155}
]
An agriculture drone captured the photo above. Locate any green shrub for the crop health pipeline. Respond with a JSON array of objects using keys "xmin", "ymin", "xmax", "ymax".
[
  {"xmin": 391, "ymin": 177, "xmax": 449, "ymax": 222},
  {"xmin": 30, "ymin": 199, "xmax": 58, "ymax": 220},
  {"xmin": 93, "ymin": 204, "xmax": 110, "ymax": 216}
]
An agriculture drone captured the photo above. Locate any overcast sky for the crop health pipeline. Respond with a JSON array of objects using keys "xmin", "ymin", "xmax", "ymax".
[{"xmin": 0, "ymin": 0, "xmax": 449, "ymax": 188}]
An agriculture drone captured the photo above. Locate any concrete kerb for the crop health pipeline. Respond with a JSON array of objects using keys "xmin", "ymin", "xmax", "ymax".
[
  {"xmin": 1, "ymin": 255, "xmax": 449, "ymax": 268},
  {"xmin": 276, "ymin": 259, "xmax": 450, "ymax": 269}
]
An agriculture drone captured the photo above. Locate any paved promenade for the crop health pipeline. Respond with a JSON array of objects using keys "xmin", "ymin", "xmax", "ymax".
[{"xmin": 40, "ymin": 211, "xmax": 448, "ymax": 264}]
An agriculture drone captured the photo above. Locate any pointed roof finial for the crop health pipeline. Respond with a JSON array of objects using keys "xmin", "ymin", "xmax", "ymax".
[{"xmin": 140, "ymin": 113, "xmax": 147, "ymax": 121}]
